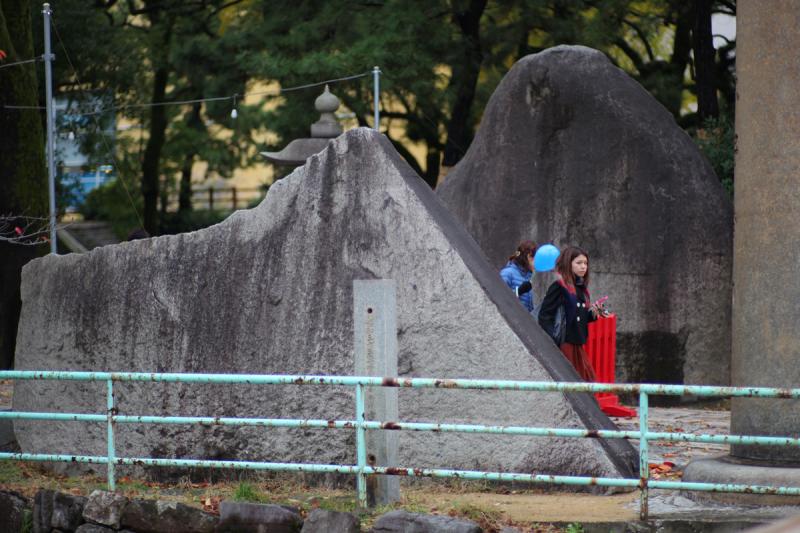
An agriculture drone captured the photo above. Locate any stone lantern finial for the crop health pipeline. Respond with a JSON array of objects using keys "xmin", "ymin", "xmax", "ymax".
[
  {"xmin": 311, "ymin": 85, "xmax": 343, "ymax": 138},
  {"xmin": 261, "ymin": 84, "xmax": 344, "ymax": 167}
]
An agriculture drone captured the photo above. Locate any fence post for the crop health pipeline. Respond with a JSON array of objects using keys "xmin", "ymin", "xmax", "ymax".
[
  {"xmin": 232, "ymin": 188, "xmax": 238, "ymax": 210},
  {"xmin": 355, "ymin": 383, "xmax": 367, "ymax": 508},
  {"xmin": 107, "ymin": 379, "xmax": 116, "ymax": 491},
  {"xmin": 353, "ymin": 280, "xmax": 400, "ymax": 507},
  {"xmin": 208, "ymin": 189, "xmax": 214, "ymax": 210},
  {"xmin": 638, "ymin": 390, "xmax": 649, "ymax": 520}
]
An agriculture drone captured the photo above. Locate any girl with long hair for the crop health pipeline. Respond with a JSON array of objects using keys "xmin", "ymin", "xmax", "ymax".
[
  {"xmin": 500, "ymin": 240, "xmax": 537, "ymax": 313},
  {"xmin": 538, "ymin": 246, "xmax": 601, "ymax": 381}
]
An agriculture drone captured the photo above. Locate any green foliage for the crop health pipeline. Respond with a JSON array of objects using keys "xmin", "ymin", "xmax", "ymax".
[
  {"xmin": 159, "ymin": 209, "xmax": 230, "ymax": 236},
  {"xmin": 565, "ymin": 523, "xmax": 585, "ymax": 533},
  {"xmin": 21, "ymin": 509, "xmax": 33, "ymax": 533},
  {"xmin": 82, "ymin": 178, "xmax": 143, "ymax": 240},
  {"xmin": 233, "ymin": 481, "xmax": 266, "ymax": 503},
  {"xmin": 0, "ymin": 0, "xmax": 47, "ymax": 217},
  {"xmin": 692, "ymin": 114, "xmax": 735, "ymax": 196}
]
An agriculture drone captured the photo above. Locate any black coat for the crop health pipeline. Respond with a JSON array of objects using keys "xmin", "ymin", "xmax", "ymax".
[{"xmin": 538, "ymin": 279, "xmax": 596, "ymax": 345}]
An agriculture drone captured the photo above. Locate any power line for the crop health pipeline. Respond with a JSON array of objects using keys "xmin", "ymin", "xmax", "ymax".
[
  {"xmin": 4, "ymin": 104, "xmax": 46, "ymax": 110},
  {"xmin": 0, "ymin": 56, "xmax": 42, "ymax": 70},
  {"xmin": 72, "ymin": 72, "xmax": 371, "ymax": 117},
  {"xmin": 3, "ymin": 72, "xmax": 372, "ymax": 117},
  {"xmin": 278, "ymin": 72, "xmax": 371, "ymax": 93},
  {"xmin": 50, "ymin": 13, "xmax": 145, "ymax": 230}
]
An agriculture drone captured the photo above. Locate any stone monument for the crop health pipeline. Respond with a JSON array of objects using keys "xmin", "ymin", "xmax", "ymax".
[
  {"xmin": 437, "ymin": 46, "xmax": 733, "ymax": 389},
  {"xmin": 14, "ymin": 128, "xmax": 637, "ymax": 481}
]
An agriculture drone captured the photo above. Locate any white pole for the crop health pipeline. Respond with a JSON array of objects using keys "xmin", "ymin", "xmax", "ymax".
[
  {"xmin": 43, "ymin": 3, "xmax": 57, "ymax": 254},
  {"xmin": 372, "ymin": 66, "xmax": 381, "ymax": 131}
]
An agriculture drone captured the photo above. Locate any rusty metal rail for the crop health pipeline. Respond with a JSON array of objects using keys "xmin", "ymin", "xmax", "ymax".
[{"xmin": 1, "ymin": 371, "xmax": 799, "ymax": 518}]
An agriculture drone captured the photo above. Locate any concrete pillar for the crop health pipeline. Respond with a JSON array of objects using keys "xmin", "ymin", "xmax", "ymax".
[
  {"xmin": 730, "ymin": 0, "xmax": 800, "ymax": 463},
  {"xmin": 353, "ymin": 280, "xmax": 400, "ymax": 506}
]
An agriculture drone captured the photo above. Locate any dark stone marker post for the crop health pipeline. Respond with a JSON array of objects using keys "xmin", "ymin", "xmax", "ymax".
[{"xmin": 683, "ymin": 0, "xmax": 800, "ymax": 501}]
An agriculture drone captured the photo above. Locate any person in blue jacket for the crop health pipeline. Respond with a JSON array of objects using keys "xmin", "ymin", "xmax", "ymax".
[{"xmin": 500, "ymin": 240, "xmax": 537, "ymax": 313}]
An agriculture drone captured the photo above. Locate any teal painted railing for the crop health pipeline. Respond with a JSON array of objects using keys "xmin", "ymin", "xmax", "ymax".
[{"xmin": 1, "ymin": 370, "xmax": 799, "ymax": 519}]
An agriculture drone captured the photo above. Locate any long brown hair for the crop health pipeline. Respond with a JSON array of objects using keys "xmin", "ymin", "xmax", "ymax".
[
  {"xmin": 508, "ymin": 240, "xmax": 537, "ymax": 271},
  {"xmin": 556, "ymin": 246, "xmax": 590, "ymax": 292}
]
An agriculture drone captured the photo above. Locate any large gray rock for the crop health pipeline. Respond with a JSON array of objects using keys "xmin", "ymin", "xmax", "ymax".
[
  {"xmin": 33, "ymin": 489, "xmax": 86, "ymax": 533},
  {"xmin": 0, "ymin": 490, "xmax": 29, "ymax": 533},
  {"xmin": 301, "ymin": 508, "xmax": 359, "ymax": 533},
  {"xmin": 13, "ymin": 127, "xmax": 635, "ymax": 481},
  {"xmin": 372, "ymin": 510, "xmax": 481, "ymax": 532},
  {"xmin": 82, "ymin": 490, "xmax": 128, "ymax": 529},
  {"xmin": 119, "ymin": 499, "xmax": 217, "ymax": 533},
  {"xmin": 218, "ymin": 501, "xmax": 303, "ymax": 532},
  {"xmin": 437, "ymin": 46, "xmax": 733, "ymax": 388},
  {"xmin": 75, "ymin": 524, "xmax": 117, "ymax": 533}
]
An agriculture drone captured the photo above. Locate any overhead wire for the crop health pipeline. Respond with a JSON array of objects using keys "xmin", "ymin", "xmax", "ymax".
[
  {"xmin": 46, "ymin": 13, "xmax": 373, "ymax": 229},
  {"xmin": 3, "ymin": 67, "xmax": 371, "ymax": 116},
  {"xmin": 7, "ymin": 15, "xmax": 376, "ymax": 228},
  {"xmin": 50, "ymin": 13, "xmax": 145, "ymax": 230},
  {"xmin": 0, "ymin": 56, "xmax": 43, "ymax": 70}
]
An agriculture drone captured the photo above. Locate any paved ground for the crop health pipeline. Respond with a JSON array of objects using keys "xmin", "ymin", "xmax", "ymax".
[{"xmin": 611, "ymin": 407, "xmax": 732, "ymax": 469}]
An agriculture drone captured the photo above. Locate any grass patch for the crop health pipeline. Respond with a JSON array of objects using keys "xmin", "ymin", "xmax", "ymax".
[{"xmin": 232, "ymin": 481, "xmax": 266, "ymax": 503}]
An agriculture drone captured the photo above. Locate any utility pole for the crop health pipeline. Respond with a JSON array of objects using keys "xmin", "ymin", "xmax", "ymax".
[
  {"xmin": 372, "ymin": 66, "xmax": 381, "ymax": 131},
  {"xmin": 43, "ymin": 3, "xmax": 57, "ymax": 254}
]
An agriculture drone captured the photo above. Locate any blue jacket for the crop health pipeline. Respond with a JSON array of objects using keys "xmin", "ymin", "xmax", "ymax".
[{"xmin": 500, "ymin": 261, "xmax": 535, "ymax": 313}]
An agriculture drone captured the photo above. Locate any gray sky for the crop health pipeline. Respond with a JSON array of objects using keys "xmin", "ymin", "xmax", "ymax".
[{"xmin": 712, "ymin": 13, "xmax": 736, "ymax": 48}]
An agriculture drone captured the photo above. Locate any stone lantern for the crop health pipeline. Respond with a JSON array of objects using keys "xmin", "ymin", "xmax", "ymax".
[{"xmin": 261, "ymin": 85, "xmax": 344, "ymax": 167}]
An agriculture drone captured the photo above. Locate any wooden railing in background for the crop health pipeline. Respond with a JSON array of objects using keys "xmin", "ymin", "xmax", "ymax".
[{"xmin": 167, "ymin": 187, "xmax": 266, "ymax": 212}]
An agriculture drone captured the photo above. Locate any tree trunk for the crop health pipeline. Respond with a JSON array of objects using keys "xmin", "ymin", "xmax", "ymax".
[
  {"xmin": 0, "ymin": 0, "xmax": 48, "ymax": 369},
  {"xmin": 141, "ymin": 64, "xmax": 169, "ymax": 235},
  {"xmin": 693, "ymin": 0, "xmax": 719, "ymax": 121},
  {"xmin": 179, "ymin": 102, "xmax": 202, "ymax": 213},
  {"xmin": 442, "ymin": 0, "xmax": 487, "ymax": 167},
  {"xmin": 178, "ymin": 154, "xmax": 194, "ymax": 213},
  {"xmin": 666, "ymin": 2, "xmax": 694, "ymax": 117},
  {"xmin": 425, "ymin": 148, "xmax": 441, "ymax": 188}
]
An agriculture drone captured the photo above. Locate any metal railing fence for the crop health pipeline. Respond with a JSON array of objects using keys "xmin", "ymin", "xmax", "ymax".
[{"xmin": 1, "ymin": 370, "xmax": 799, "ymax": 519}]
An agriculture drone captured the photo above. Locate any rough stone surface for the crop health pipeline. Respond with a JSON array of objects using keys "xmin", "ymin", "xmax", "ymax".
[
  {"xmin": 120, "ymin": 499, "xmax": 217, "ymax": 533},
  {"xmin": 683, "ymin": 456, "xmax": 800, "ymax": 506},
  {"xmin": 14, "ymin": 127, "xmax": 636, "ymax": 480},
  {"xmin": 301, "ymin": 508, "xmax": 359, "ymax": 532},
  {"xmin": 75, "ymin": 524, "xmax": 116, "ymax": 533},
  {"xmin": 437, "ymin": 45, "xmax": 733, "ymax": 388},
  {"xmin": 728, "ymin": 0, "xmax": 800, "ymax": 463},
  {"xmin": 372, "ymin": 510, "xmax": 481, "ymax": 532},
  {"xmin": 218, "ymin": 501, "xmax": 303, "ymax": 532},
  {"xmin": 82, "ymin": 490, "xmax": 128, "ymax": 529},
  {"xmin": 0, "ymin": 490, "xmax": 29, "ymax": 533},
  {"xmin": 0, "ymin": 414, "xmax": 19, "ymax": 452},
  {"xmin": 33, "ymin": 489, "xmax": 86, "ymax": 533}
]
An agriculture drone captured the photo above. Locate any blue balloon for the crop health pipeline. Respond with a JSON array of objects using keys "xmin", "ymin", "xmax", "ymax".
[{"xmin": 534, "ymin": 244, "xmax": 560, "ymax": 272}]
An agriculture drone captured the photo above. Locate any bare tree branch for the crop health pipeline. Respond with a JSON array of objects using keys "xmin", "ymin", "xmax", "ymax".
[
  {"xmin": 0, "ymin": 215, "xmax": 51, "ymax": 246},
  {"xmin": 623, "ymin": 19, "xmax": 656, "ymax": 62}
]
